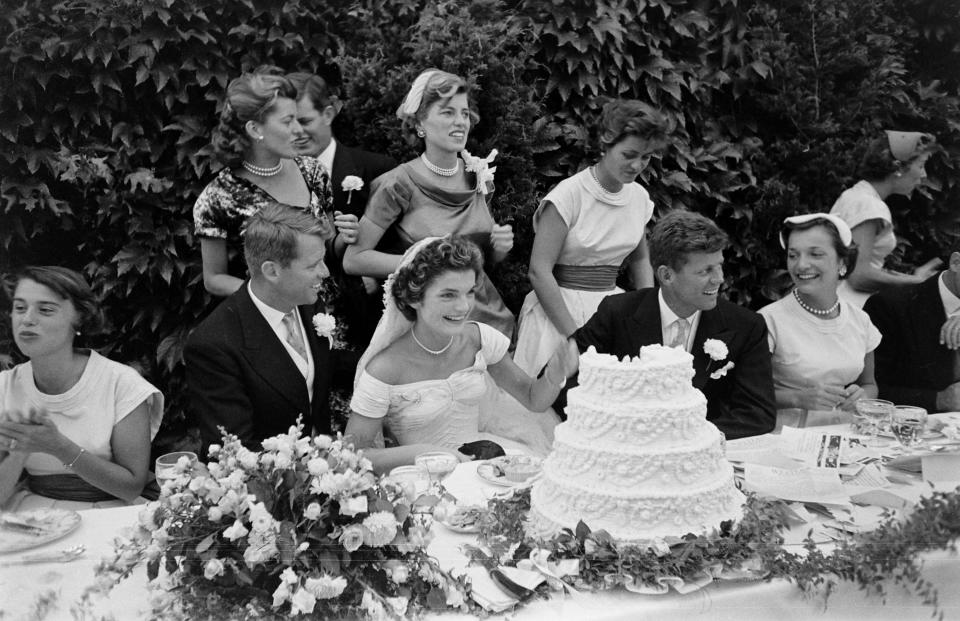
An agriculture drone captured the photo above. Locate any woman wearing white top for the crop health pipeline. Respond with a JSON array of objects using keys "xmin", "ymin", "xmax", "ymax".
[
  {"xmin": 759, "ymin": 214, "xmax": 881, "ymax": 428},
  {"xmin": 0, "ymin": 267, "xmax": 163, "ymax": 511},
  {"xmin": 830, "ymin": 130, "xmax": 941, "ymax": 307},
  {"xmin": 514, "ymin": 100, "xmax": 665, "ymax": 375}
]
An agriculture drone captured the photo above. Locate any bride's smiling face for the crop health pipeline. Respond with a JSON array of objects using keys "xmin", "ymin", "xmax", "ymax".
[{"xmin": 412, "ymin": 269, "xmax": 477, "ymax": 335}]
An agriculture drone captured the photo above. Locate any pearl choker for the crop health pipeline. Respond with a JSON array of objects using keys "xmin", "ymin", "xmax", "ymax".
[
  {"xmin": 793, "ymin": 288, "xmax": 839, "ymax": 316},
  {"xmin": 411, "ymin": 328, "xmax": 454, "ymax": 355},
  {"xmin": 242, "ymin": 160, "xmax": 283, "ymax": 176},
  {"xmin": 590, "ymin": 165, "xmax": 621, "ymax": 194},
  {"xmin": 420, "ymin": 153, "xmax": 459, "ymax": 177}
]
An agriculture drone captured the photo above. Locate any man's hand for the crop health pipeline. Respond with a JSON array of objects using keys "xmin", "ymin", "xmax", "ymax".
[{"xmin": 940, "ymin": 315, "xmax": 960, "ymax": 350}]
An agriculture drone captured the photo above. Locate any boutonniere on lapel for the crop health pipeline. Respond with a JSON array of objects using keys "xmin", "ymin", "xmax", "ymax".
[
  {"xmin": 312, "ymin": 312, "xmax": 337, "ymax": 347},
  {"xmin": 341, "ymin": 175, "xmax": 364, "ymax": 205},
  {"xmin": 461, "ymin": 148, "xmax": 497, "ymax": 195},
  {"xmin": 704, "ymin": 338, "xmax": 735, "ymax": 380}
]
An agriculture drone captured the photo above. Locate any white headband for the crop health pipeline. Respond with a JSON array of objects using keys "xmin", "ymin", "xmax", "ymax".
[
  {"xmin": 885, "ymin": 130, "xmax": 933, "ymax": 163},
  {"xmin": 396, "ymin": 70, "xmax": 438, "ymax": 120},
  {"xmin": 779, "ymin": 213, "xmax": 853, "ymax": 248}
]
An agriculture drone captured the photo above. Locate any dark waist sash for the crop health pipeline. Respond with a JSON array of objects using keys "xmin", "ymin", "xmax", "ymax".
[
  {"xmin": 553, "ymin": 264, "xmax": 619, "ymax": 291},
  {"xmin": 27, "ymin": 474, "xmax": 117, "ymax": 503}
]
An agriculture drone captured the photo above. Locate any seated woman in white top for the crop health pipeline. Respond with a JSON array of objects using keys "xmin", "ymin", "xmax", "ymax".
[
  {"xmin": 347, "ymin": 236, "xmax": 573, "ymax": 474},
  {"xmin": 0, "ymin": 267, "xmax": 163, "ymax": 511},
  {"xmin": 759, "ymin": 214, "xmax": 881, "ymax": 428}
]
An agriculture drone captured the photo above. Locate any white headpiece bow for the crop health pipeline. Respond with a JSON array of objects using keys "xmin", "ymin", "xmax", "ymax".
[
  {"xmin": 354, "ymin": 237, "xmax": 442, "ymax": 388},
  {"xmin": 395, "ymin": 70, "xmax": 438, "ymax": 120},
  {"xmin": 779, "ymin": 213, "xmax": 853, "ymax": 248}
]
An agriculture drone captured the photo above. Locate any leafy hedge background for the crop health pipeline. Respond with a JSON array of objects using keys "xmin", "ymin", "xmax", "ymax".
[{"xmin": 1, "ymin": 0, "xmax": 958, "ymax": 454}]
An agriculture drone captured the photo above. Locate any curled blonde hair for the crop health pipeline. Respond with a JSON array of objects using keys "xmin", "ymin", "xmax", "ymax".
[{"xmin": 212, "ymin": 72, "xmax": 298, "ymax": 166}]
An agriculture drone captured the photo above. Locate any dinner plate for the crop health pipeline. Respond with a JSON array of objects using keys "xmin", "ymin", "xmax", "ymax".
[
  {"xmin": 476, "ymin": 456, "xmax": 543, "ymax": 487},
  {"xmin": 0, "ymin": 509, "xmax": 82, "ymax": 554}
]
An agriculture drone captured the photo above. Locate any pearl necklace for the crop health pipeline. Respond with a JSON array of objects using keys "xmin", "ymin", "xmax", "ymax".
[
  {"xmin": 411, "ymin": 328, "xmax": 454, "ymax": 356},
  {"xmin": 793, "ymin": 288, "xmax": 839, "ymax": 316},
  {"xmin": 420, "ymin": 153, "xmax": 459, "ymax": 177},
  {"xmin": 590, "ymin": 165, "xmax": 621, "ymax": 194},
  {"xmin": 242, "ymin": 160, "xmax": 283, "ymax": 176}
]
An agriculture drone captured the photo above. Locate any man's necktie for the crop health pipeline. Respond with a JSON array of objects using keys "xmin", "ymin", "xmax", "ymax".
[
  {"xmin": 282, "ymin": 311, "xmax": 308, "ymax": 361},
  {"xmin": 671, "ymin": 317, "xmax": 690, "ymax": 350}
]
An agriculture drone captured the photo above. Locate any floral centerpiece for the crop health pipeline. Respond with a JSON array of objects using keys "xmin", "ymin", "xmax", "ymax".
[{"xmin": 81, "ymin": 425, "xmax": 472, "ymax": 619}]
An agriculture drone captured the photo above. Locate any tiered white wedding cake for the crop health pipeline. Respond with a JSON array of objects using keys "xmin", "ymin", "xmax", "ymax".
[{"xmin": 527, "ymin": 345, "xmax": 744, "ymax": 545}]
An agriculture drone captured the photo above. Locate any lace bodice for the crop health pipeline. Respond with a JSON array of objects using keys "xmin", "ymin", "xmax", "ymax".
[{"xmin": 350, "ymin": 322, "xmax": 509, "ymax": 449}]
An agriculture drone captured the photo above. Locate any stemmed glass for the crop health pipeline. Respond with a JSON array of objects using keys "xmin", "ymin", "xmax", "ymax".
[
  {"xmin": 854, "ymin": 399, "xmax": 894, "ymax": 448},
  {"xmin": 388, "ymin": 465, "xmax": 431, "ymax": 503},
  {"xmin": 414, "ymin": 451, "xmax": 459, "ymax": 496},
  {"xmin": 155, "ymin": 451, "xmax": 198, "ymax": 485},
  {"xmin": 890, "ymin": 406, "xmax": 928, "ymax": 451}
]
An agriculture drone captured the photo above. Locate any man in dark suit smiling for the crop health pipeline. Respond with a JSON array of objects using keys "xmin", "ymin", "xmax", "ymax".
[
  {"xmin": 186, "ymin": 204, "xmax": 333, "ymax": 456},
  {"xmin": 572, "ymin": 210, "xmax": 776, "ymax": 439}
]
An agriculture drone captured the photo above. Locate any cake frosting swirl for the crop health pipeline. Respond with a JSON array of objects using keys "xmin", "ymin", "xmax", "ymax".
[{"xmin": 527, "ymin": 345, "xmax": 745, "ymax": 545}]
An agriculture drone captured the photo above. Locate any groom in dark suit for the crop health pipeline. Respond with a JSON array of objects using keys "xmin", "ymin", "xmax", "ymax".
[
  {"xmin": 571, "ymin": 211, "xmax": 776, "ymax": 439},
  {"xmin": 288, "ymin": 72, "xmax": 396, "ymax": 347},
  {"xmin": 864, "ymin": 247, "xmax": 960, "ymax": 412},
  {"xmin": 186, "ymin": 204, "xmax": 334, "ymax": 456}
]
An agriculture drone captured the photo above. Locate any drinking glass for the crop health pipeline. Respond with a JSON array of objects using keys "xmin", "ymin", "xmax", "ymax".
[
  {"xmin": 854, "ymin": 399, "xmax": 894, "ymax": 447},
  {"xmin": 890, "ymin": 406, "xmax": 928, "ymax": 451},
  {"xmin": 388, "ymin": 465, "xmax": 431, "ymax": 503},
  {"xmin": 414, "ymin": 451, "xmax": 459, "ymax": 495},
  {"xmin": 155, "ymin": 451, "xmax": 198, "ymax": 485}
]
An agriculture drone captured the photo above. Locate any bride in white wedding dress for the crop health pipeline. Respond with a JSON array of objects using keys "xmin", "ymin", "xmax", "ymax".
[{"xmin": 346, "ymin": 236, "xmax": 572, "ymax": 473}]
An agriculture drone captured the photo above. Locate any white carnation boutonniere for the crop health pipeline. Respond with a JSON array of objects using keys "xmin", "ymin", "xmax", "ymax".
[
  {"xmin": 341, "ymin": 175, "xmax": 364, "ymax": 205},
  {"xmin": 461, "ymin": 148, "xmax": 497, "ymax": 195},
  {"xmin": 703, "ymin": 338, "xmax": 734, "ymax": 380},
  {"xmin": 312, "ymin": 312, "xmax": 336, "ymax": 347}
]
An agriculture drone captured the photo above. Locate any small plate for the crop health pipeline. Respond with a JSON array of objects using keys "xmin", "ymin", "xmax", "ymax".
[
  {"xmin": 477, "ymin": 456, "xmax": 542, "ymax": 487},
  {"xmin": 0, "ymin": 509, "xmax": 82, "ymax": 554}
]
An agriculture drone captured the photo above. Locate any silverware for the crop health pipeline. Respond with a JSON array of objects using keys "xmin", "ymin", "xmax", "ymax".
[
  {"xmin": 0, "ymin": 544, "xmax": 86, "ymax": 566},
  {"xmin": 0, "ymin": 515, "xmax": 49, "ymax": 536}
]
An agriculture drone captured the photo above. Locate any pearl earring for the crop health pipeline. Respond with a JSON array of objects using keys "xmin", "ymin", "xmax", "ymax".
[
  {"xmin": 839, "ymin": 266, "xmax": 847, "ymax": 277},
  {"xmin": 257, "ymin": 135, "xmax": 265, "ymax": 141},
  {"xmin": 75, "ymin": 330, "xmax": 81, "ymax": 336},
  {"xmin": 416, "ymin": 129, "xmax": 425, "ymax": 138}
]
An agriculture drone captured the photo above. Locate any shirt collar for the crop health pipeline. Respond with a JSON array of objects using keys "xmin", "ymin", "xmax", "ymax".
[
  {"xmin": 248, "ymin": 282, "xmax": 289, "ymax": 329},
  {"xmin": 317, "ymin": 138, "xmax": 337, "ymax": 176},
  {"xmin": 939, "ymin": 271, "xmax": 960, "ymax": 316},
  {"xmin": 658, "ymin": 288, "xmax": 700, "ymax": 331}
]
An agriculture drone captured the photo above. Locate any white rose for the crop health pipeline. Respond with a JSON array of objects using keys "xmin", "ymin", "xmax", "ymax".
[
  {"xmin": 703, "ymin": 338, "xmax": 729, "ymax": 361},
  {"xmin": 313, "ymin": 435, "xmax": 333, "ymax": 450},
  {"xmin": 237, "ymin": 449, "xmax": 259, "ymax": 470},
  {"xmin": 274, "ymin": 453, "xmax": 292, "ymax": 470},
  {"xmin": 307, "ymin": 457, "xmax": 329, "ymax": 476},
  {"xmin": 312, "ymin": 313, "xmax": 336, "ymax": 340},
  {"xmin": 304, "ymin": 502, "xmax": 323, "ymax": 520},
  {"xmin": 207, "ymin": 443, "xmax": 221, "ymax": 457},
  {"xmin": 203, "ymin": 558, "xmax": 226, "ymax": 580}
]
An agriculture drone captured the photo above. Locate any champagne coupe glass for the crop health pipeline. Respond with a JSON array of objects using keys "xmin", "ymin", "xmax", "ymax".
[
  {"xmin": 388, "ymin": 465, "xmax": 431, "ymax": 503},
  {"xmin": 854, "ymin": 399, "xmax": 894, "ymax": 448},
  {"xmin": 155, "ymin": 451, "xmax": 198, "ymax": 485},
  {"xmin": 890, "ymin": 406, "xmax": 928, "ymax": 451},
  {"xmin": 414, "ymin": 451, "xmax": 459, "ymax": 496}
]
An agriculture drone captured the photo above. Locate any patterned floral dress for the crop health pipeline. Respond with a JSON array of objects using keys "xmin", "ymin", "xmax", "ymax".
[{"xmin": 192, "ymin": 157, "xmax": 350, "ymax": 349}]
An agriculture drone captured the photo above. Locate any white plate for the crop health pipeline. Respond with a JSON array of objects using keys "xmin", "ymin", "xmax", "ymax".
[
  {"xmin": 0, "ymin": 509, "xmax": 82, "ymax": 554},
  {"xmin": 476, "ymin": 456, "xmax": 542, "ymax": 487}
]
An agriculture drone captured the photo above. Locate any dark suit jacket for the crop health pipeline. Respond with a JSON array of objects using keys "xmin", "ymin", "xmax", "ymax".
[
  {"xmin": 330, "ymin": 143, "xmax": 396, "ymax": 218},
  {"xmin": 863, "ymin": 273, "xmax": 955, "ymax": 412},
  {"xmin": 573, "ymin": 288, "xmax": 777, "ymax": 439},
  {"xmin": 185, "ymin": 285, "xmax": 331, "ymax": 457}
]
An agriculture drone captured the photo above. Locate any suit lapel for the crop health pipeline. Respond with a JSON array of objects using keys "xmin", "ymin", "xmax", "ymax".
[
  {"xmin": 629, "ymin": 289, "xmax": 665, "ymax": 355},
  {"xmin": 236, "ymin": 287, "xmax": 311, "ymax": 413},
  {"xmin": 298, "ymin": 305, "xmax": 330, "ymax": 404},
  {"xmin": 330, "ymin": 146, "xmax": 357, "ymax": 215},
  {"xmin": 691, "ymin": 304, "xmax": 733, "ymax": 388}
]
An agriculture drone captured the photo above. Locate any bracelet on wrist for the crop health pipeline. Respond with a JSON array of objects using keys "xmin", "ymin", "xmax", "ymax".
[{"xmin": 64, "ymin": 447, "xmax": 86, "ymax": 469}]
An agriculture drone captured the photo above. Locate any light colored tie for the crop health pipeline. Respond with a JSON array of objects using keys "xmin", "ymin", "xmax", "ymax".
[
  {"xmin": 671, "ymin": 317, "xmax": 690, "ymax": 350},
  {"xmin": 281, "ymin": 311, "xmax": 308, "ymax": 361}
]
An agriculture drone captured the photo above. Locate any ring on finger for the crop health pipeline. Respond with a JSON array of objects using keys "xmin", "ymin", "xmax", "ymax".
[{"xmin": 8, "ymin": 438, "xmax": 16, "ymax": 450}]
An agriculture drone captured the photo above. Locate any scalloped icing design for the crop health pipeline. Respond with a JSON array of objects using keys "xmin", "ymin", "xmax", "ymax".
[
  {"xmin": 545, "ymin": 425, "xmax": 725, "ymax": 491},
  {"xmin": 527, "ymin": 471, "xmax": 745, "ymax": 544},
  {"xmin": 576, "ymin": 344, "xmax": 697, "ymax": 403},
  {"xmin": 564, "ymin": 391, "xmax": 708, "ymax": 446}
]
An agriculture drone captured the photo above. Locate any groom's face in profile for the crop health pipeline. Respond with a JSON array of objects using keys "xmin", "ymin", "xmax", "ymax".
[{"xmin": 660, "ymin": 250, "xmax": 724, "ymax": 317}]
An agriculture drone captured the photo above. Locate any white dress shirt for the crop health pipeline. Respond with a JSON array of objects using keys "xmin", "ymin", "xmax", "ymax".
[
  {"xmin": 317, "ymin": 137, "xmax": 337, "ymax": 177},
  {"xmin": 248, "ymin": 283, "xmax": 315, "ymax": 401},
  {"xmin": 938, "ymin": 272, "xmax": 960, "ymax": 317},
  {"xmin": 658, "ymin": 289, "xmax": 701, "ymax": 353}
]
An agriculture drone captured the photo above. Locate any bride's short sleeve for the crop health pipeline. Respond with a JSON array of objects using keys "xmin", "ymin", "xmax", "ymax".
[
  {"xmin": 476, "ymin": 322, "xmax": 509, "ymax": 365},
  {"xmin": 350, "ymin": 371, "xmax": 391, "ymax": 419}
]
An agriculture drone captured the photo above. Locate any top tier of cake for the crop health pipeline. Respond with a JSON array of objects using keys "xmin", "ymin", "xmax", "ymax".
[{"xmin": 576, "ymin": 345, "xmax": 697, "ymax": 404}]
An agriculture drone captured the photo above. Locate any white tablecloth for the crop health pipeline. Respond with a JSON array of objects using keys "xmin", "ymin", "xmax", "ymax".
[{"xmin": 2, "ymin": 441, "xmax": 959, "ymax": 620}]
